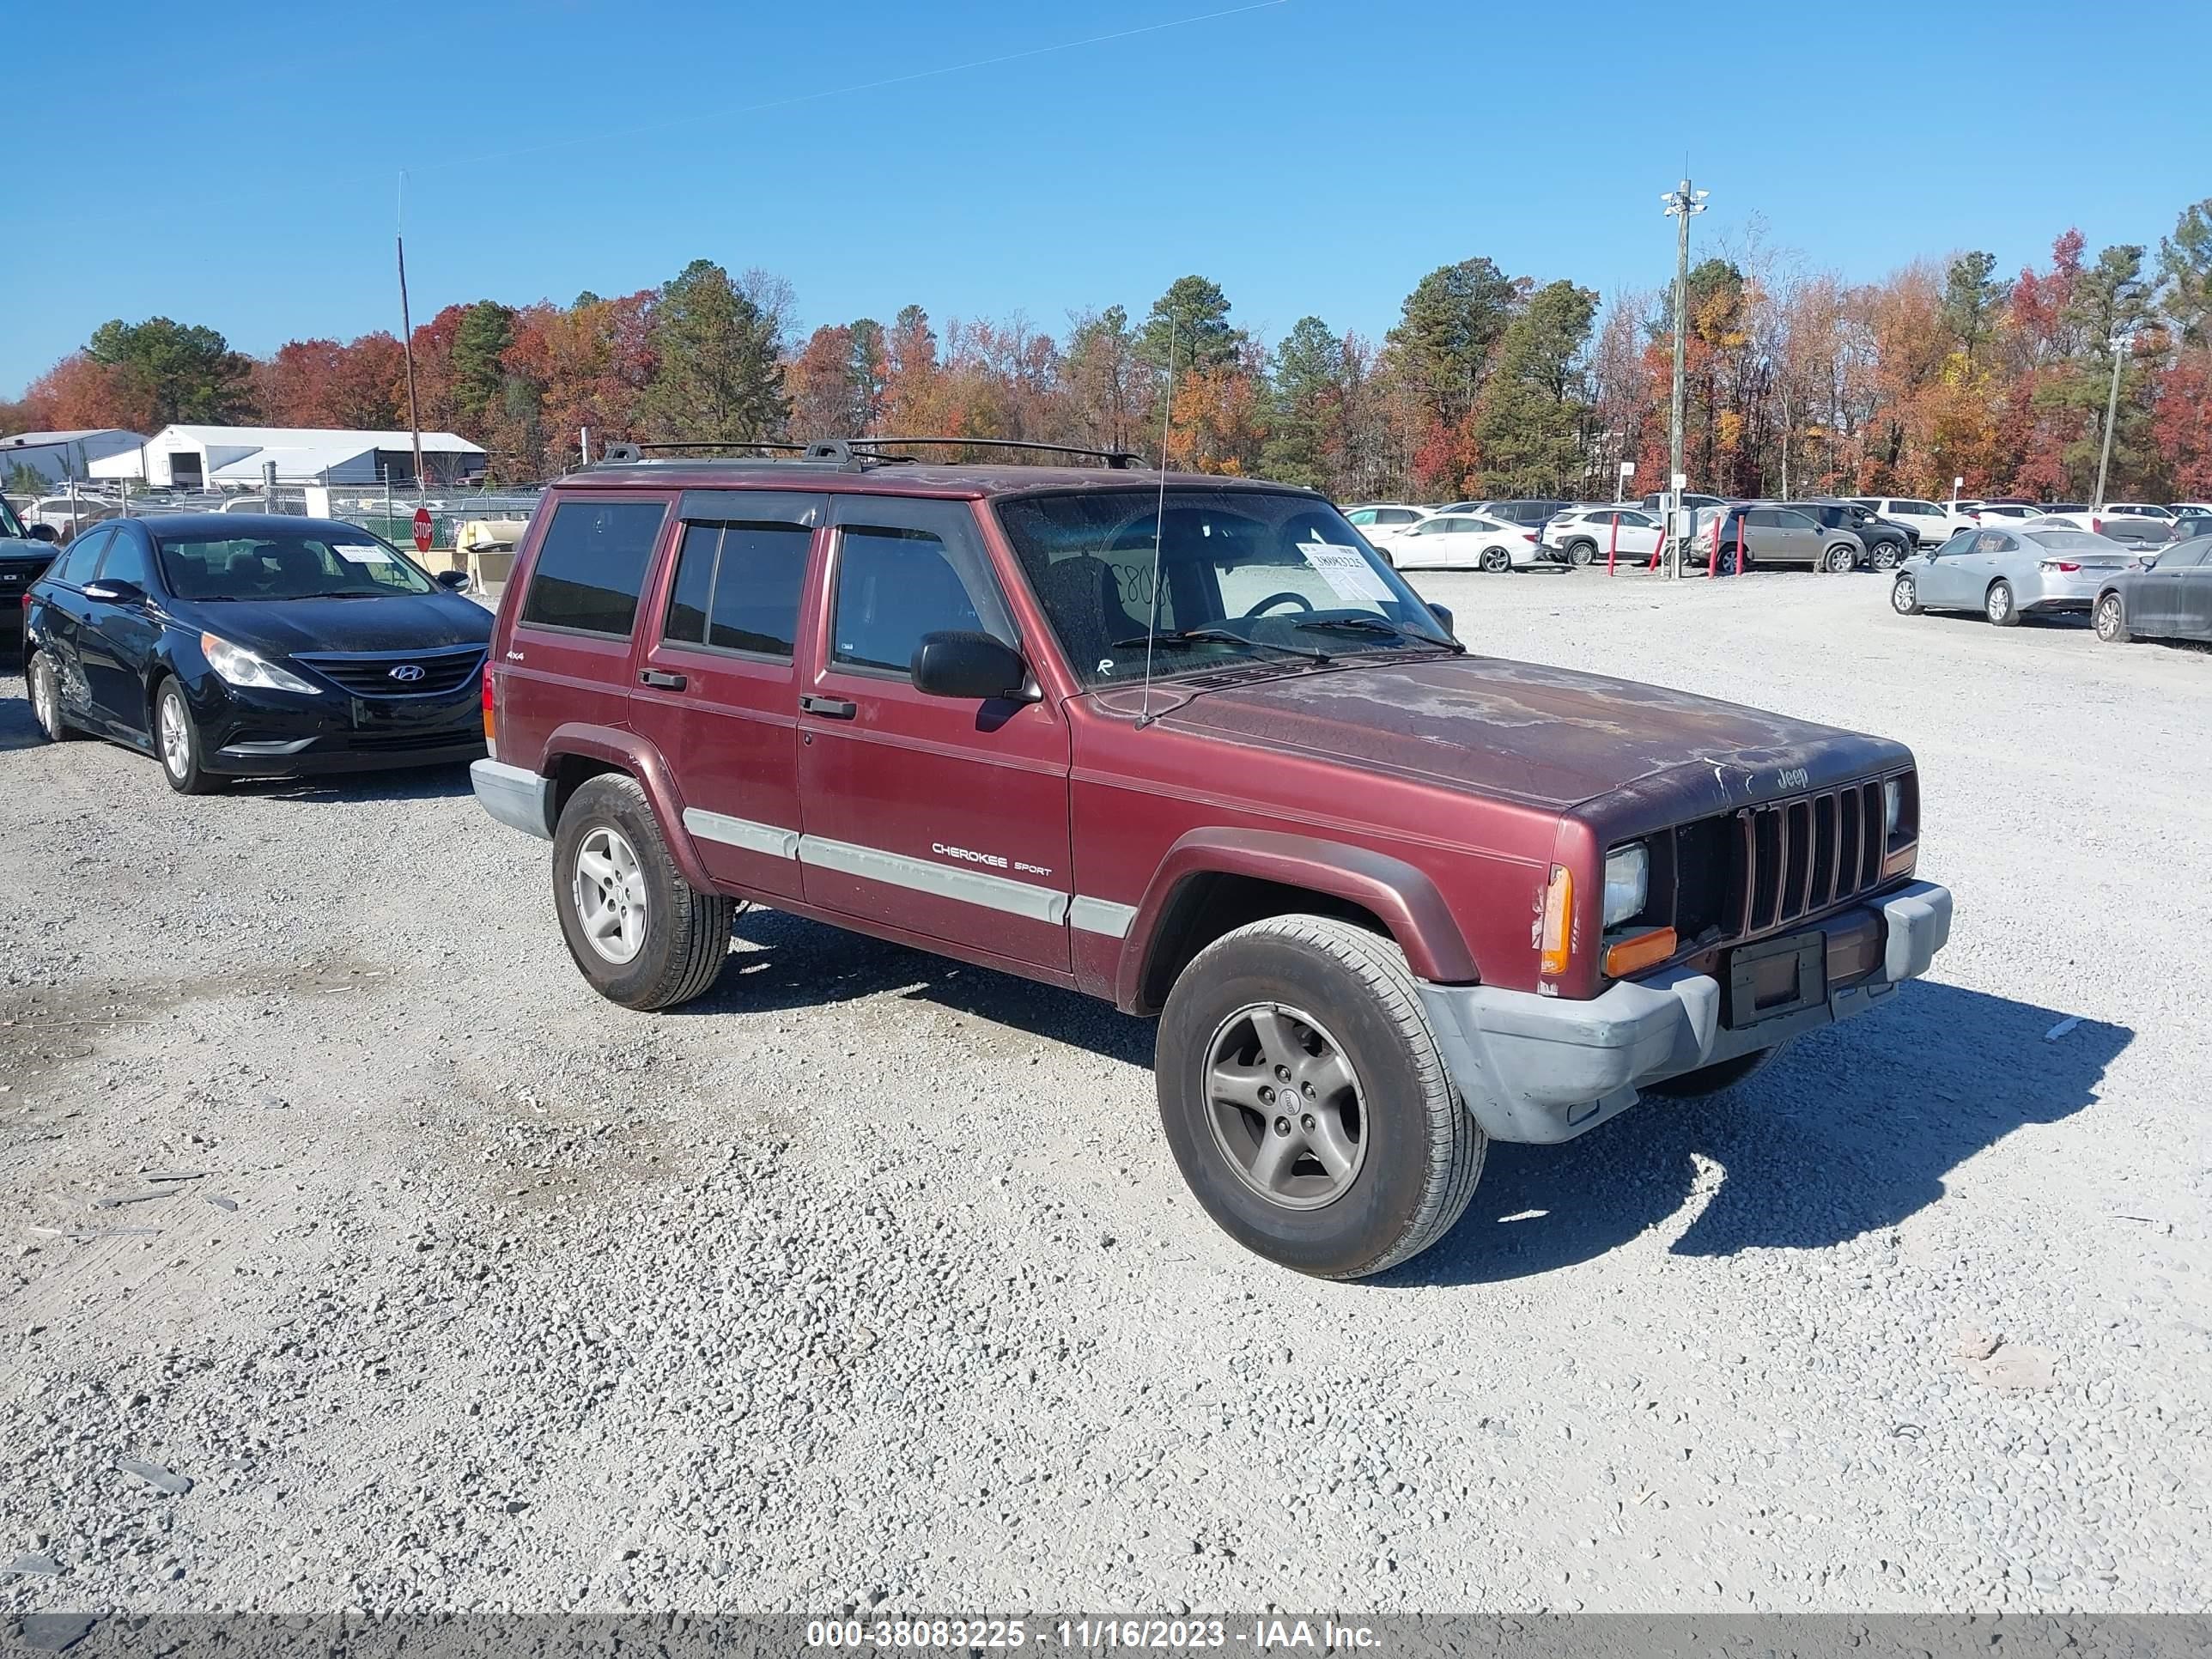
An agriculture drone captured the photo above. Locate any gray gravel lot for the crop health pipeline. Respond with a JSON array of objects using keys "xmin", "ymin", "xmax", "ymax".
[{"xmin": 1, "ymin": 568, "xmax": 2206, "ymax": 1617}]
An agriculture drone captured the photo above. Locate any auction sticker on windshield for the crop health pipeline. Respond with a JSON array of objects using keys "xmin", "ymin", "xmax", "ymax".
[
  {"xmin": 334, "ymin": 543, "xmax": 398, "ymax": 564},
  {"xmin": 1297, "ymin": 539, "xmax": 1393, "ymax": 604}
]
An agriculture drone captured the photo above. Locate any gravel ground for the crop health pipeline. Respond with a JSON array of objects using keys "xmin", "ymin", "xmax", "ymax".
[{"xmin": 1, "ymin": 568, "xmax": 2206, "ymax": 1618}]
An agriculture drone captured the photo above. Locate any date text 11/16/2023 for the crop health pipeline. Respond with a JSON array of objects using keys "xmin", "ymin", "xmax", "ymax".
[{"xmin": 805, "ymin": 1619, "xmax": 1382, "ymax": 1650}]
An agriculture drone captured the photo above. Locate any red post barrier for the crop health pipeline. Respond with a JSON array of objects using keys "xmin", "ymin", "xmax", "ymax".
[
  {"xmin": 1707, "ymin": 509, "xmax": 1722, "ymax": 578},
  {"xmin": 1607, "ymin": 513, "xmax": 1620, "ymax": 575}
]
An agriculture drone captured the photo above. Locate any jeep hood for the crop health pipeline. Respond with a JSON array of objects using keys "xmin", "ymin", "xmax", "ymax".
[{"xmin": 1127, "ymin": 654, "xmax": 1904, "ymax": 812}]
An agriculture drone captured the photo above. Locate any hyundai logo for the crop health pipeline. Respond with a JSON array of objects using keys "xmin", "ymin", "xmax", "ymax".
[{"xmin": 387, "ymin": 664, "xmax": 427, "ymax": 684}]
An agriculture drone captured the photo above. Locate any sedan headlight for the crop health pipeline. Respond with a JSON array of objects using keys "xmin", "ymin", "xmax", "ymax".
[
  {"xmin": 200, "ymin": 632, "xmax": 322, "ymax": 696},
  {"xmin": 1883, "ymin": 778, "xmax": 1904, "ymax": 839},
  {"xmin": 1602, "ymin": 842, "xmax": 1650, "ymax": 927}
]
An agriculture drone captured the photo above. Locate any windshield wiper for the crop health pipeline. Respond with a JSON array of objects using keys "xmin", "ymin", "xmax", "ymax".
[
  {"xmin": 287, "ymin": 590, "xmax": 383, "ymax": 599},
  {"xmin": 1111, "ymin": 626, "xmax": 1331, "ymax": 664},
  {"xmin": 1291, "ymin": 616, "xmax": 1461, "ymax": 651}
]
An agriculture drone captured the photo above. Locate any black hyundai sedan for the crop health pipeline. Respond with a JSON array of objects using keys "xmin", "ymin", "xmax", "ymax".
[{"xmin": 22, "ymin": 514, "xmax": 491, "ymax": 793}]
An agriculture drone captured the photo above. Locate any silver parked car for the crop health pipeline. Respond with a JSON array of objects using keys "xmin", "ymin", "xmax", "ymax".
[{"xmin": 1890, "ymin": 526, "xmax": 2134, "ymax": 627}]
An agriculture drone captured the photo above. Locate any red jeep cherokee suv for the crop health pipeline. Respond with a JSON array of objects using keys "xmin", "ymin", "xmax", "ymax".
[{"xmin": 471, "ymin": 441, "xmax": 1952, "ymax": 1278}]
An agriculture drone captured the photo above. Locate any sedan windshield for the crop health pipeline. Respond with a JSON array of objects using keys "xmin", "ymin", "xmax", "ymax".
[
  {"xmin": 993, "ymin": 488, "xmax": 1455, "ymax": 688},
  {"xmin": 156, "ymin": 529, "xmax": 437, "ymax": 599}
]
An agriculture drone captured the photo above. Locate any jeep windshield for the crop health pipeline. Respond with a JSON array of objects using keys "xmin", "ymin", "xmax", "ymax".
[
  {"xmin": 994, "ymin": 487, "xmax": 1455, "ymax": 688},
  {"xmin": 156, "ymin": 530, "xmax": 438, "ymax": 600}
]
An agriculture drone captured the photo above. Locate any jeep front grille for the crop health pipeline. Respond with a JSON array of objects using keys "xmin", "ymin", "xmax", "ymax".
[{"xmin": 1727, "ymin": 781, "xmax": 1884, "ymax": 939}]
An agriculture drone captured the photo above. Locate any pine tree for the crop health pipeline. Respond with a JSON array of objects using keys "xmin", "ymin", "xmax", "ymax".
[
  {"xmin": 635, "ymin": 259, "xmax": 790, "ymax": 446},
  {"xmin": 1137, "ymin": 276, "xmax": 1240, "ymax": 374},
  {"xmin": 1471, "ymin": 282, "xmax": 1596, "ymax": 497}
]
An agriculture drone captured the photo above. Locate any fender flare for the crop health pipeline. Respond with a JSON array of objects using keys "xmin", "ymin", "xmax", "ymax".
[
  {"xmin": 1117, "ymin": 827, "xmax": 1480, "ymax": 1012},
  {"xmin": 540, "ymin": 722, "xmax": 715, "ymax": 892}
]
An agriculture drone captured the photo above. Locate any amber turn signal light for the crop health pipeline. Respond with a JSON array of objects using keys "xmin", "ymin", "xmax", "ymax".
[
  {"xmin": 1602, "ymin": 927, "xmax": 1678, "ymax": 979},
  {"xmin": 1538, "ymin": 865, "xmax": 1574, "ymax": 978}
]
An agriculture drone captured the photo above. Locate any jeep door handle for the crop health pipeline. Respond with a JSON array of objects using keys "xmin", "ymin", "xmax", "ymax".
[
  {"xmin": 798, "ymin": 694, "xmax": 856, "ymax": 720},
  {"xmin": 639, "ymin": 668, "xmax": 688, "ymax": 690}
]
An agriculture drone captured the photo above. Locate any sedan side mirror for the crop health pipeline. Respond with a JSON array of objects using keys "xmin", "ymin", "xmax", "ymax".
[
  {"xmin": 434, "ymin": 568, "xmax": 471, "ymax": 592},
  {"xmin": 82, "ymin": 578, "xmax": 146, "ymax": 605},
  {"xmin": 911, "ymin": 630, "xmax": 1028, "ymax": 701}
]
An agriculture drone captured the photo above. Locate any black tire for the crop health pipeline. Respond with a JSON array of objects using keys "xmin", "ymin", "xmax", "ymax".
[
  {"xmin": 1480, "ymin": 547, "xmax": 1511, "ymax": 574},
  {"xmin": 1565, "ymin": 539, "xmax": 1597, "ymax": 568},
  {"xmin": 1985, "ymin": 579, "xmax": 2020, "ymax": 627},
  {"xmin": 2094, "ymin": 591, "xmax": 2130, "ymax": 644},
  {"xmin": 553, "ymin": 773, "xmax": 732, "ymax": 1011},
  {"xmin": 1871, "ymin": 542, "xmax": 1902, "ymax": 571},
  {"xmin": 26, "ymin": 650, "xmax": 81, "ymax": 743},
  {"xmin": 1156, "ymin": 915, "xmax": 1485, "ymax": 1279},
  {"xmin": 1890, "ymin": 574, "xmax": 1923, "ymax": 616},
  {"xmin": 1823, "ymin": 543, "xmax": 1857, "ymax": 574},
  {"xmin": 1643, "ymin": 1045, "xmax": 1783, "ymax": 1100},
  {"xmin": 155, "ymin": 678, "xmax": 223, "ymax": 794}
]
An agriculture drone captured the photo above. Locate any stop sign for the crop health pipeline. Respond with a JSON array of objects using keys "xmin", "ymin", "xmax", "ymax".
[{"xmin": 412, "ymin": 507, "xmax": 433, "ymax": 554}]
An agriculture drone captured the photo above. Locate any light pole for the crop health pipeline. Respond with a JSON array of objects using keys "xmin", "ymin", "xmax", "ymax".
[
  {"xmin": 2092, "ymin": 329, "xmax": 2131, "ymax": 514},
  {"xmin": 1662, "ymin": 179, "xmax": 1708, "ymax": 576}
]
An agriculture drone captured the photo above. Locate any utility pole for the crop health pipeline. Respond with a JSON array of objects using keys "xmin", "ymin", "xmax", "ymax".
[
  {"xmin": 2093, "ymin": 330, "xmax": 2130, "ymax": 514},
  {"xmin": 1662, "ymin": 179, "xmax": 1707, "ymax": 576}
]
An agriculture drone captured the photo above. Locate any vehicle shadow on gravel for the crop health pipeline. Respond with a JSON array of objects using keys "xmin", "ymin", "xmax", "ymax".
[
  {"xmin": 1383, "ymin": 981, "xmax": 2133, "ymax": 1287},
  {"xmin": 698, "ymin": 907, "xmax": 1153, "ymax": 1060},
  {"xmin": 0, "ymin": 671, "xmax": 40, "ymax": 750},
  {"xmin": 234, "ymin": 766, "xmax": 477, "ymax": 805}
]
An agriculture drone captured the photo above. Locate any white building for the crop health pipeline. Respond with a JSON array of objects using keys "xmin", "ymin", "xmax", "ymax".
[
  {"xmin": 89, "ymin": 424, "xmax": 487, "ymax": 488},
  {"xmin": 0, "ymin": 428, "xmax": 149, "ymax": 485}
]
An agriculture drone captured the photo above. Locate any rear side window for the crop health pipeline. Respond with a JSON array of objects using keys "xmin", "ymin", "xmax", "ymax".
[
  {"xmin": 520, "ymin": 500, "xmax": 668, "ymax": 636},
  {"xmin": 663, "ymin": 520, "xmax": 811, "ymax": 659}
]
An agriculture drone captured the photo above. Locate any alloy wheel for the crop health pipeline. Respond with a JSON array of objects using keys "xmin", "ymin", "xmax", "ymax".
[
  {"xmin": 571, "ymin": 825, "xmax": 649, "ymax": 964},
  {"xmin": 1986, "ymin": 583, "xmax": 2012, "ymax": 623},
  {"xmin": 32, "ymin": 659, "xmax": 59, "ymax": 738},
  {"xmin": 1202, "ymin": 1002, "xmax": 1366, "ymax": 1210},
  {"xmin": 2095, "ymin": 595, "xmax": 2124, "ymax": 641},
  {"xmin": 1891, "ymin": 576, "xmax": 1916, "ymax": 613},
  {"xmin": 159, "ymin": 693, "xmax": 191, "ymax": 778}
]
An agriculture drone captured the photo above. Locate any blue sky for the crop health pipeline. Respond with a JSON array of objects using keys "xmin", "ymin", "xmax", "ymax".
[{"xmin": 5, "ymin": 0, "xmax": 2209, "ymax": 398}]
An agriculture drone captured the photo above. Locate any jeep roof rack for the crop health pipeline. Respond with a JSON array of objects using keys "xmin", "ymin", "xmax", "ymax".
[{"xmin": 588, "ymin": 436, "xmax": 1143, "ymax": 473}]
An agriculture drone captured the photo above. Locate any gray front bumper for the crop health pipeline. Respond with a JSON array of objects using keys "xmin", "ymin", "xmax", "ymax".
[
  {"xmin": 1417, "ymin": 881, "xmax": 1953, "ymax": 1144},
  {"xmin": 471, "ymin": 757, "xmax": 556, "ymax": 840}
]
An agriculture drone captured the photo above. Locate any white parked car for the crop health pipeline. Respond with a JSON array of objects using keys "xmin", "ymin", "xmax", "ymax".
[
  {"xmin": 1390, "ymin": 512, "xmax": 1543, "ymax": 573},
  {"xmin": 2100, "ymin": 501, "xmax": 2173, "ymax": 520},
  {"xmin": 1340, "ymin": 504, "xmax": 1431, "ymax": 551},
  {"xmin": 1961, "ymin": 501, "xmax": 2039, "ymax": 524},
  {"xmin": 1849, "ymin": 497, "xmax": 1973, "ymax": 546},
  {"xmin": 21, "ymin": 496, "xmax": 118, "ymax": 540},
  {"xmin": 2025, "ymin": 513, "xmax": 2175, "ymax": 555},
  {"xmin": 1540, "ymin": 505, "xmax": 1664, "ymax": 567}
]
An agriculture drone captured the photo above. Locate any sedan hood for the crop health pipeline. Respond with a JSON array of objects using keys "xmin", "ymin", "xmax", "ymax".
[
  {"xmin": 174, "ymin": 592, "xmax": 491, "ymax": 656},
  {"xmin": 1132, "ymin": 653, "xmax": 1901, "ymax": 811}
]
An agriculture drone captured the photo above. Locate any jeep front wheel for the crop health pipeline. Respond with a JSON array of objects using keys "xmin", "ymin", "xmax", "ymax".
[
  {"xmin": 553, "ymin": 774, "xmax": 733, "ymax": 1011},
  {"xmin": 1156, "ymin": 915, "xmax": 1484, "ymax": 1279}
]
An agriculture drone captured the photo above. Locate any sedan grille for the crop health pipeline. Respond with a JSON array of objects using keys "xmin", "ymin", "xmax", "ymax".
[
  {"xmin": 296, "ymin": 647, "xmax": 483, "ymax": 696},
  {"xmin": 1728, "ymin": 781, "xmax": 1884, "ymax": 939}
]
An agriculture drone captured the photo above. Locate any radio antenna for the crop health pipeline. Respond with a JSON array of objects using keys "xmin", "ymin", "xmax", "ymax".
[{"xmin": 1136, "ymin": 324, "xmax": 1176, "ymax": 730}]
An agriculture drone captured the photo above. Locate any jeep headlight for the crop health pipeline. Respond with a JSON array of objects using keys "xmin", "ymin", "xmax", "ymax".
[
  {"xmin": 1883, "ymin": 778, "xmax": 1904, "ymax": 839},
  {"xmin": 201, "ymin": 631, "xmax": 322, "ymax": 696},
  {"xmin": 1602, "ymin": 842, "xmax": 1649, "ymax": 927}
]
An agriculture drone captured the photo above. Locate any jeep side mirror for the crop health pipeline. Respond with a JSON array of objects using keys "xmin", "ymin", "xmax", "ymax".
[
  {"xmin": 911, "ymin": 630, "xmax": 1028, "ymax": 701},
  {"xmin": 435, "ymin": 568, "xmax": 471, "ymax": 592},
  {"xmin": 27, "ymin": 523, "xmax": 58, "ymax": 544},
  {"xmin": 1427, "ymin": 603, "xmax": 1455, "ymax": 638}
]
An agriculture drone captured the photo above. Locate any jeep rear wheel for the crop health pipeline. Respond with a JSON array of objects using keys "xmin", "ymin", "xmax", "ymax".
[
  {"xmin": 553, "ymin": 774, "xmax": 733, "ymax": 1011},
  {"xmin": 1156, "ymin": 915, "xmax": 1484, "ymax": 1279}
]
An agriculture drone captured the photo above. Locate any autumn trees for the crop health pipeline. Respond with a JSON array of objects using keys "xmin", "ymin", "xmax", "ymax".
[{"xmin": 10, "ymin": 197, "xmax": 2212, "ymax": 503}]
